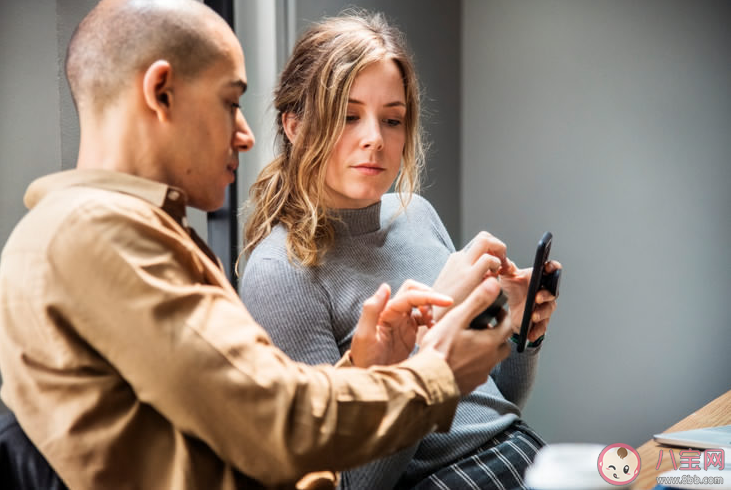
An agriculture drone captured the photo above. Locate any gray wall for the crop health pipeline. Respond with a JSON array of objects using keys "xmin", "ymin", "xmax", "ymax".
[
  {"xmin": 0, "ymin": 0, "xmax": 66, "ymax": 414},
  {"xmin": 293, "ymin": 0, "xmax": 463, "ymax": 239},
  {"xmin": 1, "ymin": 1, "xmax": 63, "ymax": 258},
  {"xmin": 235, "ymin": 0, "xmax": 286, "ymax": 264},
  {"xmin": 463, "ymin": 0, "xmax": 731, "ymax": 448}
]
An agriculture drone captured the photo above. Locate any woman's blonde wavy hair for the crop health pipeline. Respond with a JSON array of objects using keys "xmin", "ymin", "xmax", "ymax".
[{"xmin": 240, "ymin": 10, "xmax": 425, "ymax": 268}]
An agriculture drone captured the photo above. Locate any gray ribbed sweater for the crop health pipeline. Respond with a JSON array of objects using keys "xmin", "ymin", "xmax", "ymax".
[{"xmin": 241, "ymin": 194, "xmax": 540, "ymax": 489}]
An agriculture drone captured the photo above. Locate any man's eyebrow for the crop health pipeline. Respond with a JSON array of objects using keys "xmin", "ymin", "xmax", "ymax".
[{"xmin": 347, "ymin": 98, "xmax": 406, "ymax": 108}]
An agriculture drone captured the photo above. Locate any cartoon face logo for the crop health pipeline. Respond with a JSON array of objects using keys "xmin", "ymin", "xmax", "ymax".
[{"xmin": 597, "ymin": 443, "xmax": 641, "ymax": 485}]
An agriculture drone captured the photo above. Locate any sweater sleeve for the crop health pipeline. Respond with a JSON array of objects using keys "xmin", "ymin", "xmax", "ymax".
[
  {"xmin": 491, "ymin": 339, "xmax": 541, "ymax": 410},
  {"xmin": 242, "ymin": 252, "xmax": 421, "ymax": 489},
  {"xmin": 417, "ymin": 195, "xmax": 456, "ymax": 253},
  {"xmin": 242, "ymin": 255, "xmax": 341, "ymax": 365}
]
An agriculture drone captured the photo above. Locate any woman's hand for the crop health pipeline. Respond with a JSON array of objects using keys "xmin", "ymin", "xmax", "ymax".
[
  {"xmin": 499, "ymin": 259, "xmax": 561, "ymax": 341},
  {"xmin": 350, "ymin": 280, "xmax": 453, "ymax": 368},
  {"xmin": 431, "ymin": 231, "xmax": 509, "ymax": 320}
]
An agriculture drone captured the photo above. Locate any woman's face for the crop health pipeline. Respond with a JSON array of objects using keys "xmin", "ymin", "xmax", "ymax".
[{"xmin": 323, "ymin": 59, "xmax": 407, "ymax": 209}]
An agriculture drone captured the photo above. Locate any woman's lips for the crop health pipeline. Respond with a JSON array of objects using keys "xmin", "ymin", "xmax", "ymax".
[{"xmin": 352, "ymin": 163, "xmax": 385, "ymax": 175}]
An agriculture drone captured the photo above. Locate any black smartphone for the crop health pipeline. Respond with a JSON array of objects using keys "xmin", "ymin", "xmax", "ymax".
[
  {"xmin": 469, "ymin": 289, "xmax": 508, "ymax": 330},
  {"xmin": 516, "ymin": 231, "xmax": 561, "ymax": 352}
]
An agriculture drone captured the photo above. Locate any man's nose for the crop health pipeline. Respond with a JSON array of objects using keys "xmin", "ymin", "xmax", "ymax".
[
  {"xmin": 360, "ymin": 116, "xmax": 383, "ymax": 151},
  {"xmin": 233, "ymin": 109, "xmax": 255, "ymax": 152}
]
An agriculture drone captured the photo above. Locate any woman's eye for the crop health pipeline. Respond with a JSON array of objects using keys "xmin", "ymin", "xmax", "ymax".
[
  {"xmin": 345, "ymin": 115, "xmax": 358, "ymax": 122},
  {"xmin": 623, "ymin": 465, "xmax": 630, "ymax": 474},
  {"xmin": 385, "ymin": 118, "xmax": 402, "ymax": 127}
]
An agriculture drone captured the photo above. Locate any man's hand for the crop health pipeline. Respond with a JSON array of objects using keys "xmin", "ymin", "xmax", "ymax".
[
  {"xmin": 431, "ymin": 231, "xmax": 509, "ymax": 321},
  {"xmin": 499, "ymin": 259, "xmax": 561, "ymax": 342},
  {"xmin": 350, "ymin": 281, "xmax": 453, "ymax": 368},
  {"xmin": 419, "ymin": 277, "xmax": 513, "ymax": 394}
]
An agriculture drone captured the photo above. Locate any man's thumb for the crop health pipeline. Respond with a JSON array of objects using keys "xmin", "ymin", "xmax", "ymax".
[
  {"xmin": 360, "ymin": 283, "xmax": 390, "ymax": 327},
  {"xmin": 450, "ymin": 277, "xmax": 501, "ymax": 327}
]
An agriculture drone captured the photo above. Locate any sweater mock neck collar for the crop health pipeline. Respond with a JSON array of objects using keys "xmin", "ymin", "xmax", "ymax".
[{"xmin": 332, "ymin": 200, "xmax": 382, "ymax": 236}]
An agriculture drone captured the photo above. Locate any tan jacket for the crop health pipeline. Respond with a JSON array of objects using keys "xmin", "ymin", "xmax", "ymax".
[{"xmin": 0, "ymin": 169, "xmax": 459, "ymax": 489}]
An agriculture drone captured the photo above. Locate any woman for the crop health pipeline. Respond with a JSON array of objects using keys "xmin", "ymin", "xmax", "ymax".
[{"xmin": 241, "ymin": 11, "xmax": 560, "ymax": 490}]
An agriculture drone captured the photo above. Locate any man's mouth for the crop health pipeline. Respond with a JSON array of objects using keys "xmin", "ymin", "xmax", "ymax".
[{"xmin": 226, "ymin": 162, "xmax": 238, "ymax": 182}]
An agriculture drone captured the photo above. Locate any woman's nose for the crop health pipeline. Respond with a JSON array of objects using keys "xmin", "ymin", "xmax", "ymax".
[{"xmin": 360, "ymin": 116, "xmax": 383, "ymax": 151}]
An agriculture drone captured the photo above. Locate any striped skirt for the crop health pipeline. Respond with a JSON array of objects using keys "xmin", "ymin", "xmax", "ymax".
[{"xmin": 403, "ymin": 421, "xmax": 545, "ymax": 490}]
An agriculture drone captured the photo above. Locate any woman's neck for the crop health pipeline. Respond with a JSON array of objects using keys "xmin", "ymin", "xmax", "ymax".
[{"xmin": 331, "ymin": 200, "xmax": 382, "ymax": 236}]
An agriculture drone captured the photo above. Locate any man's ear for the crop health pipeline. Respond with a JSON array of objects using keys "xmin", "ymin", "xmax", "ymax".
[
  {"xmin": 281, "ymin": 112, "xmax": 300, "ymax": 144},
  {"xmin": 142, "ymin": 60, "xmax": 174, "ymax": 121}
]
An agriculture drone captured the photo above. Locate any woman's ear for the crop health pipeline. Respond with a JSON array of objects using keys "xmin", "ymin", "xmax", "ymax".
[
  {"xmin": 142, "ymin": 60, "xmax": 174, "ymax": 122},
  {"xmin": 281, "ymin": 112, "xmax": 299, "ymax": 144}
]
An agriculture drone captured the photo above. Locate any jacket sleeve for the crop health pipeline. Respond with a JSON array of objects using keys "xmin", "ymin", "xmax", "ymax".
[{"xmin": 48, "ymin": 201, "xmax": 460, "ymax": 488}]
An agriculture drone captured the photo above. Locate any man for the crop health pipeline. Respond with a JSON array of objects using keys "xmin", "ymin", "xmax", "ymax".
[{"xmin": 0, "ymin": 1, "xmax": 513, "ymax": 488}]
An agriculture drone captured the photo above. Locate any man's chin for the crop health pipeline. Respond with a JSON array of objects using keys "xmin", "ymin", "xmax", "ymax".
[{"xmin": 189, "ymin": 194, "xmax": 226, "ymax": 213}]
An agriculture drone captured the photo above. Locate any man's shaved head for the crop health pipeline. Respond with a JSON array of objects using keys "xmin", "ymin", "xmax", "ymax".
[{"xmin": 66, "ymin": 0, "xmax": 228, "ymax": 115}]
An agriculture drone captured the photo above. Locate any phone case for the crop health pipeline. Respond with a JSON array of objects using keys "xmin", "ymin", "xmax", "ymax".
[{"xmin": 517, "ymin": 231, "xmax": 555, "ymax": 352}]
